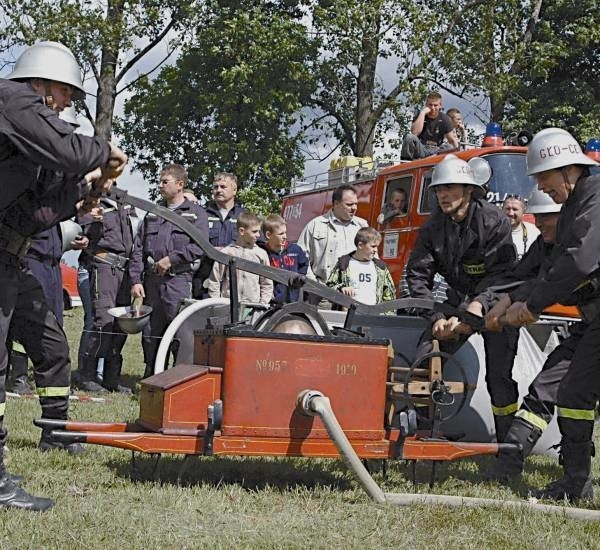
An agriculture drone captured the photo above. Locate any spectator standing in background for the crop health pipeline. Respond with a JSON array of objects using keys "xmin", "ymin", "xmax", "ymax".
[
  {"xmin": 502, "ymin": 195, "xmax": 540, "ymax": 260},
  {"xmin": 260, "ymin": 214, "xmax": 308, "ymax": 304}
]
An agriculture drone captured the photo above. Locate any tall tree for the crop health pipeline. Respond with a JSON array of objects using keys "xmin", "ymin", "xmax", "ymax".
[
  {"xmin": 0, "ymin": 0, "xmax": 194, "ymax": 138},
  {"xmin": 307, "ymin": 0, "xmax": 487, "ymax": 159},
  {"xmin": 118, "ymin": 1, "xmax": 315, "ymax": 213},
  {"xmin": 507, "ymin": 0, "xmax": 599, "ymax": 141},
  {"xmin": 438, "ymin": 0, "xmax": 547, "ymax": 124},
  {"xmin": 439, "ymin": 0, "xmax": 599, "ymax": 142}
]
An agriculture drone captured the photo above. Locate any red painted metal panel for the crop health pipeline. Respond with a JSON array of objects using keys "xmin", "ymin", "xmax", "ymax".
[{"xmin": 220, "ymin": 336, "xmax": 388, "ymax": 440}]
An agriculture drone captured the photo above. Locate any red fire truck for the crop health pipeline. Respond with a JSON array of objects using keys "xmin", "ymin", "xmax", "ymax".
[{"xmin": 283, "ymin": 144, "xmax": 535, "ymax": 285}]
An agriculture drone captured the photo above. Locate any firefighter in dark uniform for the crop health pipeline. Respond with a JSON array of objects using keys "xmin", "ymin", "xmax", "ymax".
[
  {"xmin": 0, "ymin": 41, "xmax": 127, "ymax": 511},
  {"xmin": 192, "ymin": 172, "xmax": 246, "ymax": 298},
  {"xmin": 406, "ymin": 154, "xmax": 519, "ymax": 441},
  {"xmin": 74, "ymin": 195, "xmax": 136, "ymax": 393},
  {"xmin": 130, "ymin": 164, "xmax": 209, "ymax": 378},
  {"xmin": 489, "ymin": 128, "xmax": 600, "ymax": 501},
  {"xmin": 472, "ymin": 187, "xmax": 564, "ymax": 482},
  {"xmin": 8, "ymin": 222, "xmax": 81, "ymax": 394},
  {"xmin": 8, "ymin": 108, "xmax": 87, "ymax": 395}
]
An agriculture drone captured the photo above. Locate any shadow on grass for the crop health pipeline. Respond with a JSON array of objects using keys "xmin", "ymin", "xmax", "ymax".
[
  {"xmin": 106, "ymin": 453, "xmax": 353, "ymax": 492},
  {"xmin": 8, "ymin": 434, "xmax": 41, "ymax": 450}
]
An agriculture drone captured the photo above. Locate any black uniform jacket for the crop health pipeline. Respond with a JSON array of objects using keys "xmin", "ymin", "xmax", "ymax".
[
  {"xmin": 523, "ymin": 174, "xmax": 600, "ymax": 314},
  {"xmin": 406, "ymin": 197, "xmax": 516, "ymax": 316},
  {"xmin": 0, "ymin": 79, "xmax": 109, "ymax": 234},
  {"xmin": 473, "ymin": 235, "xmax": 554, "ymax": 309}
]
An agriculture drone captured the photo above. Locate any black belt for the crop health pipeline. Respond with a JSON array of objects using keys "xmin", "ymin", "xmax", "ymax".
[
  {"xmin": 146, "ymin": 263, "xmax": 194, "ymax": 276},
  {"xmin": 94, "ymin": 251, "xmax": 129, "ymax": 270},
  {"xmin": 0, "ymin": 224, "xmax": 32, "ymax": 258},
  {"xmin": 146, "ymin": 256, "xmax": 193, "ymax": 276},
  {"xmin": 170, "ymin": 263, "xmax": 194, "ymax": 275}
]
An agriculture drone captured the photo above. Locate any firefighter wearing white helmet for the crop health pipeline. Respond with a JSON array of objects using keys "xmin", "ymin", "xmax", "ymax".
[
  {"xmin": 475, "ymin": 187, "xmax": 564, "ymax": 485},
  {"xmin": 7, "ymin": 40, "xmax": 85, "ymax": 107},
  {"xmin": 5, "ymin": 97, "xmax": 89, "ymax": 396},
  {"xmin": 0, "ymin": 41, "xmax": 128, "ymax": 511},
  {"xmin": 406, "ymin": 153, "xmax": 520, "ymax": 444},
  {"xmin": 489, "ymin": 128, "xmax": 600, "ymax": 501},
  {"xmin": 429, "ymin": 153, "xmax": 481, "ymax": 187}
]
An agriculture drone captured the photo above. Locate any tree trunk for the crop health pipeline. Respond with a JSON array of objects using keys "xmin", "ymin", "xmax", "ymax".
[
  {"xmin": 354, "ymin": 9, "xmax": 381, "ymax": 158},
  {"xmin": 490, "ymin": 96, "xmax": 505, "ymax": 122},
  {"xmin": 95, "ymin": 0, "xmax": 124, "ymax": 140}
]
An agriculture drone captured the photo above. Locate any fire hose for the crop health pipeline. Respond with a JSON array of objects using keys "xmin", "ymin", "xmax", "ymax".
[
  {"xmin": 153, "ymin": 298, "xmax": 230, "ymax": 374},
  {"xmin": 298, "ymin": 389, "xmax": 600, "ymax": 521}
]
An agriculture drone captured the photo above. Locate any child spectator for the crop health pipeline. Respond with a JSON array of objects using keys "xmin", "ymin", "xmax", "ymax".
[
  {"xmin": 207, "ymin": 212, "xmax": 273, "ymax": 305},
  {"xmin": 261, "ymin": 214, "xmax": 309, "ymax": 304},
  {"xmin": 327, "ymin": 227, "xmax": 396, "ymax": 304}
]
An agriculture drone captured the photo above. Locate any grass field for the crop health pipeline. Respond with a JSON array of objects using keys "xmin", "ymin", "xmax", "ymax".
[{"xmin": 1, "ymin": 307, "xmax": 600, "ymax": 548}]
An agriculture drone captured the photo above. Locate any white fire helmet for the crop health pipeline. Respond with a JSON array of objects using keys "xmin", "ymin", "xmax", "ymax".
[
  {"xmin": 429, "ymin": 154, "xmax": 482, "ymax": 188},
  {"xmin": 526, "ymin": 187, "xmax": 561, "ymax": 215},
  {"xmin": 526, "ymin": 128, "xmax": 599, "ymax": 175},
  {"xmin": 59, "ymin": 219, "xmax": 83, "ymax": 254},
  {"xmin": 6, "ymin": 41, "xmax": 85, "ymax": 100}
]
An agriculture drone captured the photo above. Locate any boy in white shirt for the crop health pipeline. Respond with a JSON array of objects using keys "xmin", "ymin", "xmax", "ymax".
[
  {"xmin": 327, "ymin": 227, "xmax": 396, "ymax": 305},
  {"xmin": 207, "ymin": 212, "xmax": 273, "ymax": 305}
]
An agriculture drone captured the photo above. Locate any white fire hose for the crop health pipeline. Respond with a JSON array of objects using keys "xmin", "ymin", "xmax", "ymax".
[
  {"xmin": 298, "ymin": 390, "xmax": 600, "ymax": 521},
  {"xmin": 153, "ymin": 298, "xmax": 230, "ymax": 374}
]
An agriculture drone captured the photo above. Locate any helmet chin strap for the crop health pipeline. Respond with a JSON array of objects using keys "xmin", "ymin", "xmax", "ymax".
[
  {"xmin": 560, "ymin": 167, "xmax": 578, "ymax": 198},
  {"xmin": 43, "ymin": 81, "xmax": 55, "ymax": 111}
]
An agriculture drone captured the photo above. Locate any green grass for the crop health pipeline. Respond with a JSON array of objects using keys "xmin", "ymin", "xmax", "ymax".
[{"xmin": 1, "ymin": 308, "xmax": 600, "ymax": 548}]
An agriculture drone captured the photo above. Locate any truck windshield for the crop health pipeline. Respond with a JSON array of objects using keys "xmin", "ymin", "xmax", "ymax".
[{"xmin": 482, "ymin": 153, "xmax": 536, "ymax": 205}]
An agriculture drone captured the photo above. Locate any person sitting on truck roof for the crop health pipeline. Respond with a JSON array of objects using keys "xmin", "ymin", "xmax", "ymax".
[
  {"xmin": 327, "ymin": 227, "xmax": 395, "ymax": 305},
  {"xmin": 406, "ymin": 154, "xmax": 519, "ymax": 442},
  {"xmin": 447, "ymin": 107, "xmax": 466, "ymax": 145},
  {"xmin": 297, "ymin": 184, "xmax": 368, "ymax": 286},
  {"xmin": 401, "ymin": 91, "xmax": 458, "ymax": 160}
]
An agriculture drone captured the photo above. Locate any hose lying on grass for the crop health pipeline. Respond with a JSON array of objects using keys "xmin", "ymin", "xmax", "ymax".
[{"xmin": 298, "ymin": 390, "xmax": 600, "ymax": 522}]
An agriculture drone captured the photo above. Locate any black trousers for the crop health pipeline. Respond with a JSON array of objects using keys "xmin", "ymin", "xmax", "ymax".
[
  {"xmin": 83, "ymin": 261, "xmax": 130, "ymax": 384},
  {"xmin": 0, "ymin": 261, "xmax": 71, "ymax": 448},
  {"xmin": 515, "ymin": 332, "xmax": 574, "ymax": 431},
  {"xmin": 554, "ymin": 318, "xmax": 600, "ymax": 443}
]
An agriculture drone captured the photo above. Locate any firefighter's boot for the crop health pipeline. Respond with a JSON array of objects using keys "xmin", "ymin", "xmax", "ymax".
[
  {"xmin": 8, "ymin": 351, "xmax": 31, "ymax": 395},
  {"xmin": 101, "ymin": 356, "xmax": 132, "ymax": 394},
  {"xmin": 534, "ymin": 439, "xmax": 594, "ymax": 502},
  {"xmin": 483, "ymin": 418, "xmax": 542, "ymax": 484},
  {"xmin": 493, "ymin": 413, "xmax": 515, "ymax": 442},
  {"xmin": 72, "ymin": 353, "xmax": 106, "ymax": 393},
  {"xmin": 0, "ymin": 475, "xmax": 54, "ymax": 511},
  {"xmin": 39, "ymin": 429, "xmax": 85, "ymax": 455},
  {"xmin": 143, "ymin": 362, "xmax": 154, "ymax": 379},
  {"xmin": 0, "ymin": 446, "xmax": 53, "ymax": 511}
]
